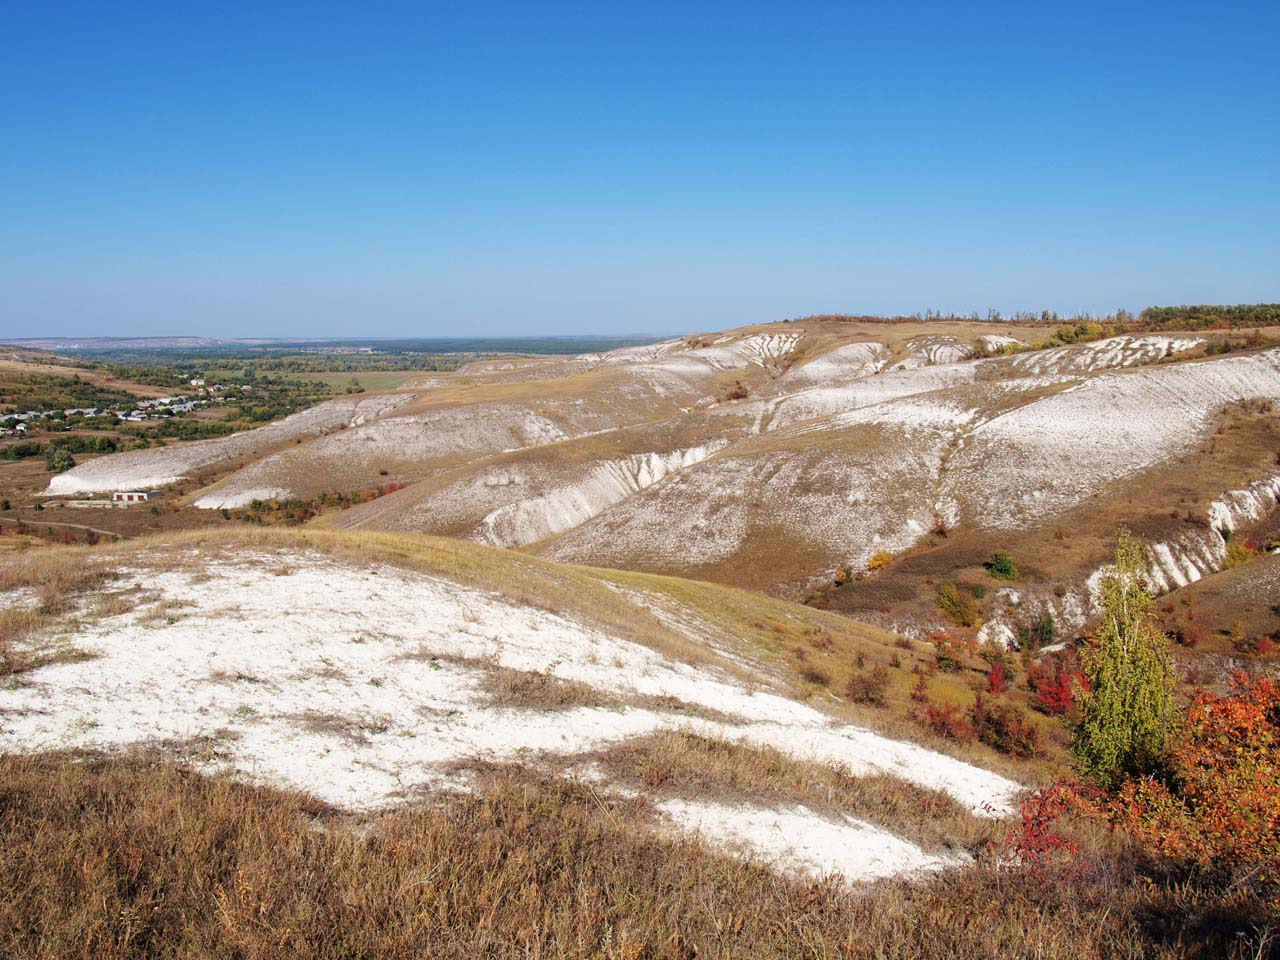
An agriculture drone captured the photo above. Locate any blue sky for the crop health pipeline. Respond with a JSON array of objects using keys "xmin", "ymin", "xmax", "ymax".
[{"xmin": 1, "ymin": 1, "xmax": 1277, "ymax": 337}]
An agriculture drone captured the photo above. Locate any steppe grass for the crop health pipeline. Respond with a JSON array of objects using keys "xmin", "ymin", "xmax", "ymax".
[
  {"xmin": 480, "ymin": 664, "xmax": 617, "ymax": 710},
  {"xmin": 592, "ymin": 729, "xmax": 997, "ymax": 855},
  {"xmin": 0, "ymin": 546, "xmax": 112, "ymax": 676},
  {"xmin": 2, "ymin": 751, "xmax": 1275, "ymax": 960}
]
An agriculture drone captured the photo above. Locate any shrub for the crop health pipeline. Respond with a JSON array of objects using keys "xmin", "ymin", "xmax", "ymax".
[
  {"xmin": 1018, "ymin": 610, "xmax": 1057, "ymax": 652},
  {"xmin": 1233, "ymin": 631, "xmax": 1277, "ymax": 656},
  {"xmin": 845, "ymin": 666, "xmax": 889, "ymax": 706},
  {"xmin": 985, "ymin": 551, "xmax": 1018, "ymax": 580},
  {"xmin": 1027, "ymin": 652, "xmax": 1088, "ymax": 715},
  {"xmin": 1223, "ymin": 538, "xmax": 1253, "ymax": 568},
  {"xmin": 921, "ymin": 702, "xmax": 977, "ymax": 743},
  {"xmin": 930, "ymin": 632, "xmax": 966, "ymax": 672},
  {"xmin": 997, "ymin": 783, "xmax": 1082, "ymax": 866},
  {"xmin": 986, "ymin": 660, "xmax": 1008, "ymax": 694},
  {"xmin": 909, "ymin": 674, "xmax": 929, "ymax": 703},
  {"xmin": 970, "ymin": 693, "xmax": 1043, "ymax": 758},
  {"xmin": 798, "ymin": 664, "xmax": 830, "ymax": 687},
  {"xmin": 1072, "ymin": 530, "xmax": 1175, "ymax": 786},
  {"xmin": 43, "ymin": 447, "xmax": 74, "ymax": 473},
  {"xmin": 937, "ymin": 582, "xmax": 980, "ymax": 627},
  {"xmin": 867, "ymin": 550, "xmax": 892, "ymax": 571},
  {"xmin": 1104, "ymin": 672, "xmax": 1280, "ymax": 876}
]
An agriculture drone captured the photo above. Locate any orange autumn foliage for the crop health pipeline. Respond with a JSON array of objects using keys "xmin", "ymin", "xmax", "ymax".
[{"xmin": 1105, "ymin": 672, "xmax": 1280, "ymax": 874}]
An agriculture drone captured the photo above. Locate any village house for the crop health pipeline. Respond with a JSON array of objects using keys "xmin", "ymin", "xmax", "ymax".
[{"xmin": 111, "ymin": 491, "xmax": 160, "ymax": 504}]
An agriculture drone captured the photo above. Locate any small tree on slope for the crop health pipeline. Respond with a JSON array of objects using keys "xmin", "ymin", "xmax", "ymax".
[{"xmin": 1071, "ymin": 529, "xmax": 1175, "ymax": 786}]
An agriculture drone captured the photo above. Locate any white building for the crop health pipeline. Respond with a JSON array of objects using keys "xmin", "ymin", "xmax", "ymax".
[{"xmin": 111, "ymin": 491, "xmax": 160, "ymax": 504}]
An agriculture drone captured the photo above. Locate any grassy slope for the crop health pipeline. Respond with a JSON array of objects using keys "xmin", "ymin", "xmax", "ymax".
[{"xmin": 4, "ymin": 750, "xmax": 1274, "ymax": 960}]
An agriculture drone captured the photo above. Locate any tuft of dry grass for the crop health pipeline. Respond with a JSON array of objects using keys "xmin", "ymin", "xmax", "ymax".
[
  {"xmin": 0, "ymin": 606, "xmax": 97, "ymax": 676},
  {"xmin": 88, "ymin": 593, "xmax": 136, "ymax": 620},
  {"xmin": 293, "ymin": 710, "xmax": 393, "ymax": 744},
  {"xmin": 0, "ymin": 549, "xmax": 115, "ymax": 676},
  {"xmin": 2, "ymin": 751, "xmax": 1276, "ymax": 959},
  {"xmin": 136, "ymin": 597, "xmax": 195, "ymax": 627},
  {"xmin": 593, "ymin": 729, "xmax": 997, "ymax": 855},
  {"xmin": 479, "ymin": 665, "xmax": 616, "ymax": 710},
  {"xmin": 0, "ymin": 547, "xmax": 113, "ymax": 614}
]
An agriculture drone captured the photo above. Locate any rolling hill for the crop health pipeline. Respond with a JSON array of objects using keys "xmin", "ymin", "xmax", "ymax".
[{"xmin": 44, "ymin": 318, "xmax": 1280, "ymax": 647}]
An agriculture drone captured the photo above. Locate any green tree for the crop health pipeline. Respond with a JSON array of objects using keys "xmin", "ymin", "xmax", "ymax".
[
  {"xmin": 44, "ymin": 446, "xmax": 75, "ymax": 473},
  {"xmin": 1072, "ymin": 529, "xmax": 1175, "ymax": 786},
  {"xmin": 986, "ymin": 550, "xmax": 1018, "ymax": 580}
]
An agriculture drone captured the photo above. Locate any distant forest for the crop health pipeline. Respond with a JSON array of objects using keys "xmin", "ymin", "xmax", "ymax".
[{"xmin": 1135, "ymin": 303, "xmax": 1280, "ymax": 329}]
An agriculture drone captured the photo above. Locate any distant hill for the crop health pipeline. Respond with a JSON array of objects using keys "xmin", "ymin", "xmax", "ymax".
[{"xmin": 44, "ymin": 315, "xmax": 1280, "ymax": 651}]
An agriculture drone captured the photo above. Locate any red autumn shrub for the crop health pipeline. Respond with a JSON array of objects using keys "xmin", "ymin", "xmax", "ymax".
[
  {"xmin": 920, "ymin": 702, "xmax": 977, "ymax": 743},
  {"xmin": 986, "ymin": 660, "xmax": 1007, "ymax": 694},
  {"xmin": 1027, "ymin": 650, "xmax": 1088, "ymax": 715},
  {"xmin": 1233, "ymin": 632, "xmax": 1278, "ymax": 656},
  {"xmin": 996, "ymin": 782, "xmax": 1082, "ymax": 865},
  {"xmin": 1176, "ymin": 621, "xmax": 1205, "ymax": 647}
]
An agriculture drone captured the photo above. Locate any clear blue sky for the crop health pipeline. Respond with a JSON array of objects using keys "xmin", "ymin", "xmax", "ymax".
[{"xmin": 2, "ymin": 1, "xmax": 1277, "ymax": 337}]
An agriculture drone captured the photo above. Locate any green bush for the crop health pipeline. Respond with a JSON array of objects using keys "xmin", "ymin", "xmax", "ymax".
[
  {"xmin": 44, "ymin": 447, "xmax": 75, "ymax": 473},
  {"xmin": 985, "ymin": 551, "xmax": 1018, "ymax": 580},
  {"xmin": 1019, "ymin": 610, "xmax": 1057, "ymax": 652}
]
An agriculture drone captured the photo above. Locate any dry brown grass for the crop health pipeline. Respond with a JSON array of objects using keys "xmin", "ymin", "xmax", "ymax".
[
  {"xmin": 593, "ymin": 729, "xmax": 997, "ymax": 855},
  {"xmin": 0, "ymin": 545, "xmax": 112, "ymax": 613},
  {"xmin": 293, "ymin": 709, "xmax": 392, "ymax": 744},
  {"xmin": 2, "ymin": 751, "xmax": 1276, "ymax": 959},
  {"xmin": 407, "ymin": 654, "xmax": 743, "ymax": 721},
  {"xmin": 89, "ymin": 593, "xmax": 136, "ymax": 619},
  {"xmin": 480, "ymin": 665, "xmax": 617, "ymax": 710},
  {"xmin": 135, "ymin": 596, "xmax": 195, "ymax": 627},
  {"xmin": 0, "ymin": 605, "xmax": 86, "ymax": 676},
  {"xmin": 0, "ymin": 547, "xmax": 115, "ymax": 676}
]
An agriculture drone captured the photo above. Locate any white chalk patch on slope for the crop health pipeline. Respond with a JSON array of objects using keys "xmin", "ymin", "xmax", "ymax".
[
  {"xmin": 48, "ymin": 394, "xmax": 409, "ymax": 496},
  {"xmin": 0, "ymin": 551, "xmax": 1021, "ymax": 882},
  {"xmin": 477, "ymin": 444, "xmax": 726, "ymax": 547},
  {"xmin": 657, "ymin": 798, "xmax": 959, "ymax": 882}
]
